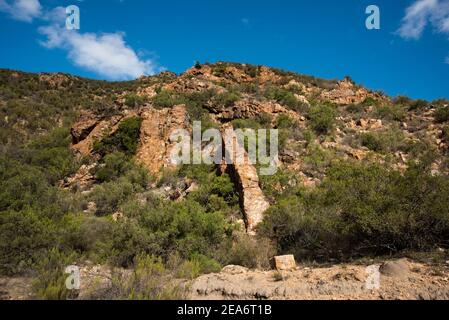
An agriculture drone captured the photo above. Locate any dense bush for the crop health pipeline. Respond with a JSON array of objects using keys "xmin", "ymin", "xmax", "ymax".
[
  {"xmin": 179, "ymin": 164, "xmax": 239, "ymax": 210},
  {"xmin": 223, "ymin": 234, "xmax": 275, "ymax": 269},
  {"xmin": 260, "ymin": 159, "xmax": 449, "ymax": 260},
  {"xmin": 0, "ymin": 210, "xmax": 57, "ymax": 275},
  {"xmin": 442, "ymin": 126, "xmax": 449, "ymax": 142},
  {"xmin": 435, "ymin": 105, "xmax": 449, "ymax": 123},
  {"xmin": 32, "ymin": 248, "xmax": 79, "ymax": 300},
  {"xmin": 308, "ymin": 103, "xmax": 336, "ymax": 134},
  {"xmin": 375, "ymin": 104, "xmax": 407, "ymax": 122},
  {"xmin": 408, "ymin": 99, "xmax": 428, "ymax": 110},
  {"xmin": 111, "ymin": 200, "xmax": 230, "ymax": 267},
  {"xmin": 124, "ymin": 93, "xmax": 146, "ymax": 108},
  {"xmin": 213, "ymin": 91, "xmax": 241, "ymax": 107},
  {"xmin": 393, "ymin": 96, "xmax": 428, "ymax": 111},
  {"xmin": 93, "ymin": 117, "xmax": 142, "ymax": 156},
  {"xmin": 360, "ymin": 129, "xmax": 406, "ymax": 153},
  {"xmin": 152, "ymin": 90, "xmax": 186, "ymax": 109},
  {"xmin": 264, "ymin": 86, "xmax": 307, "ymax": 112},
  {"xmin": 101, "ymin": 255, "xmax": 185, "ymax": 300}
]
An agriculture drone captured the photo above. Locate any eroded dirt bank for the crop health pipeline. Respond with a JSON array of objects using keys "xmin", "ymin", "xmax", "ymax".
[
  {"xmin": 2, "ymin": 258, "xmax": 448, "ymax": 300},
  {"xmin": 188, "ymin": 259, "xmax": 449, "ymax": 300}
]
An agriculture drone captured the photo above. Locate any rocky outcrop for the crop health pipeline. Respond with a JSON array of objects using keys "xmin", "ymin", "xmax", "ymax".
[
  {"xmin": 71, "ymin": 112, "xmax": 124, "ymax": 156},
  {"xmin": 59, "ymin": 163, "xmax": 97, "ymax": 191},
  {"xmin": 209, "ymin": 99, "xmax": 304, "ymax": 123},
  {"xmin": 320, "ymin": 78, "xmax": 375, "ymax": 105},
  {"xmin": 38, "ymin": 73, "xmax": 74, "ymax": 88},
  {"xmin": 162, "ymin": 76, "xmax": 226, "ymax": 94},
  {"xmin": 221, "ymin": 124, "xmax": 270, "ymax": 234},
  {"xmin": 135, "ymin": 104, "xmax": 189, "ymax": 175},
  {"xmin": 70, "ymin": 111, "xmax": 100, "ymax": 145}
]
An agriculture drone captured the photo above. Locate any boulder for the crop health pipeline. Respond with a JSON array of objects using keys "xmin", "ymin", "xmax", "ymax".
[
  {"xmin": 222, "ymin": 265, "xmax": 249, "ymax": 275},
  {"xmin": 273, "ymin": 255, "xmax": 296, "ymax": 271},
  {"xmin": 112, "ymin": 212, "xmax": 124, "ymax": 222},
  {"xmin": 379, "ymin": 258, "xmax": 410, "ymax": 278},
  {"xmin": 83, "ymin": 202, "xmax": 97, "ymax": 215}
]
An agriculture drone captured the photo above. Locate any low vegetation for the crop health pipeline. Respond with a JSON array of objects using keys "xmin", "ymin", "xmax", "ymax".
[{"xmin": 260, "ymin": 156, "xmax": 449, "ymax": 260}]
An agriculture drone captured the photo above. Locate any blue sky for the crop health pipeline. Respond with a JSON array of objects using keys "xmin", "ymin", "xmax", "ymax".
[{"xmin": 0, "ymin": 0, "xmax": 448, "ymax": 100}]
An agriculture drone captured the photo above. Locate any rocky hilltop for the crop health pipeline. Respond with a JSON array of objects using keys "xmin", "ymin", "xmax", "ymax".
[
  {"xmin": 1, "ymin": 63, "xmax": 449, "ymax": 300},
  {"xmin": 65, "ymin": 62, "xmax": 449, "ymax": 233}
]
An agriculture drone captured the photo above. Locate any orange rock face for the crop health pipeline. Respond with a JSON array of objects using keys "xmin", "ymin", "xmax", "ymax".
[
  {"xmin": 71, "ymin": 114, "xmax": 124, "ymax": 155},
  {"xmin": 320, "ymin": 78, "xmax": 375, "ymax": 105},
  {"xmin": 135, "ymin": 105, "xmax": 189, "ymax": 175}
]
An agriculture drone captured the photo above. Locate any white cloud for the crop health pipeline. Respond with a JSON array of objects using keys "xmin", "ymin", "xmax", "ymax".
[
  {"xmin": 39, "ymin": 25, "xmax": 159, "ymax": 80},
  {"xmin": 398, "ymin": 0, "xmax": 449, "ymax": 64},
  {"xmin": 1, "ymin": 1, "xmax": 161, "ymax": 79},
  {"xmin": 41, "ymin": 6, "xmax": 66, "ymax": 24},
  {"xmin": 397, "ymin": 0, "xmax": 449, "ymax": 39},
  {"xmin": 0, "ymin": 0, "xmax": 42, "ymax": 22}
]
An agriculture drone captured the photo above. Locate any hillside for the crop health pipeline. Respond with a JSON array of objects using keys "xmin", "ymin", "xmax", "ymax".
[{"xmin": 1, "ymin": 62, "xmax": 449, "ymax": 300}]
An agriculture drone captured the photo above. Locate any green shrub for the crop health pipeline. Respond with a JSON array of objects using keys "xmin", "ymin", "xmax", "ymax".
[
  {"xmin": 260, "ymin": 160, "xmax": 449, "ymax": 260},
  {"xmin": 260, "ymin": 169, "xmax": 299, "ymax": 202},
  {"xmin": 110, "ymin": 220, "xmax": 154, "ymax": 268},
  {"xmin": 93, "ymin": 117, "xmax": 142, "ymax": 156},
  {"xmin": 360, "ymin": 97, "xmax": 379, "ymax": 107},
  {"xmin": 183, "ymin": 90, "xmax": 215, "ymax": 121},
  {"xmin": 375, "ymin": 105, "xmax": 406, "ymax": 122},
  {"xmin": 231, "ymin": 118, "xmax": 261, "ymax": 130},
  {"xmin": 264, "ymin": 86, "xmax": 305, "ymax": 112},
  {"xmin": 393, "ymin": 96, "xmax": 412, "ymax": 106},
  {"xmin": 276, "ymin": 114, "xmax": 296, "ymax": 129},
  {"xmin": 104, "ymin": 255, "xmax": 185, "ymax": 300},
  {"xmin": 360, "ymin": 133, "xmax": 384, "ymax": 152},
  {"xmin": 393, "ymin": 96, "xmax": 428, "ymax": 111},
  {"xmin": 435, "ymin": 106, "xmax": 449, "ymax": 123},
  {"xmin": 88, "ymin": 178, "xmax": 140, "ymax": 216},
  {"xmin": 243, "ymin": 65, "xmax": 259, "ymax": 78},
  {"xmin": 173, "ymin": 253, "xmax": 221, "ymax": 279},
  {"xmin": 360, "ymin": 129, "xmax": 406, "ymax": 153},
  {"xmin": 0, "ymin": 159, "xmax": 49, "ymax": 211},
  {"xmin": 189, "ymin": 253, "xmax": 222, "ymax": 274},
  {"xmin": 255, "ymin": 112, "xmax": 273, "ymax": 127},
  {"xmin": 111, "ymin": 198, "xmax": 231, "ymax": 267},
  {"xmin": 408, "ymin": 99, "xmax": 428, "ymax": 110},
  {"xmin": 180, "ymin": 165, "xmax": 239, "ymax": 209},
  {"xmin": 308, "ymin": 103, "xmax": 336, "ymax": 134},
  {"xmin": 346, "ymin": 104, "xmax": 364, "ymax": 114},
  {"xmin": 224, "ymin": 234, "xmax": 275, "ymax": 269},
  {"xmin": 32, "ymin": 248, "xmax": 79, "ymax": 300},
  {"xmin": 124, "ymin": 94, "xmax": 146, "ymax": 108},
  {"xmin": 212, "ymin": 64, "xmax": 227, "ymax": 77},
  {"xmin": 95, "ymin": 152, "xmax": 129, "ymax": 182},
  {"xmin": 432, "ymin": 98, "xmax": 449, "ymax": 108},
  {"xmin": 213, "ymin": 91, "xmax": 241, "ymax": 107},
  {"xmin": 442, "ymin": 126, "xmax": 449, "ymax": 142},
  {"xmin": 210, "ymin": 174, "xmax": 239, "ymax": 204},
  {"xmin": 152, "ymin": 90, "xmax": 185, "ymax": 109},
  {"xmin": 0, "ymin": 210, "xmax": 56, "ymax": 275}
]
